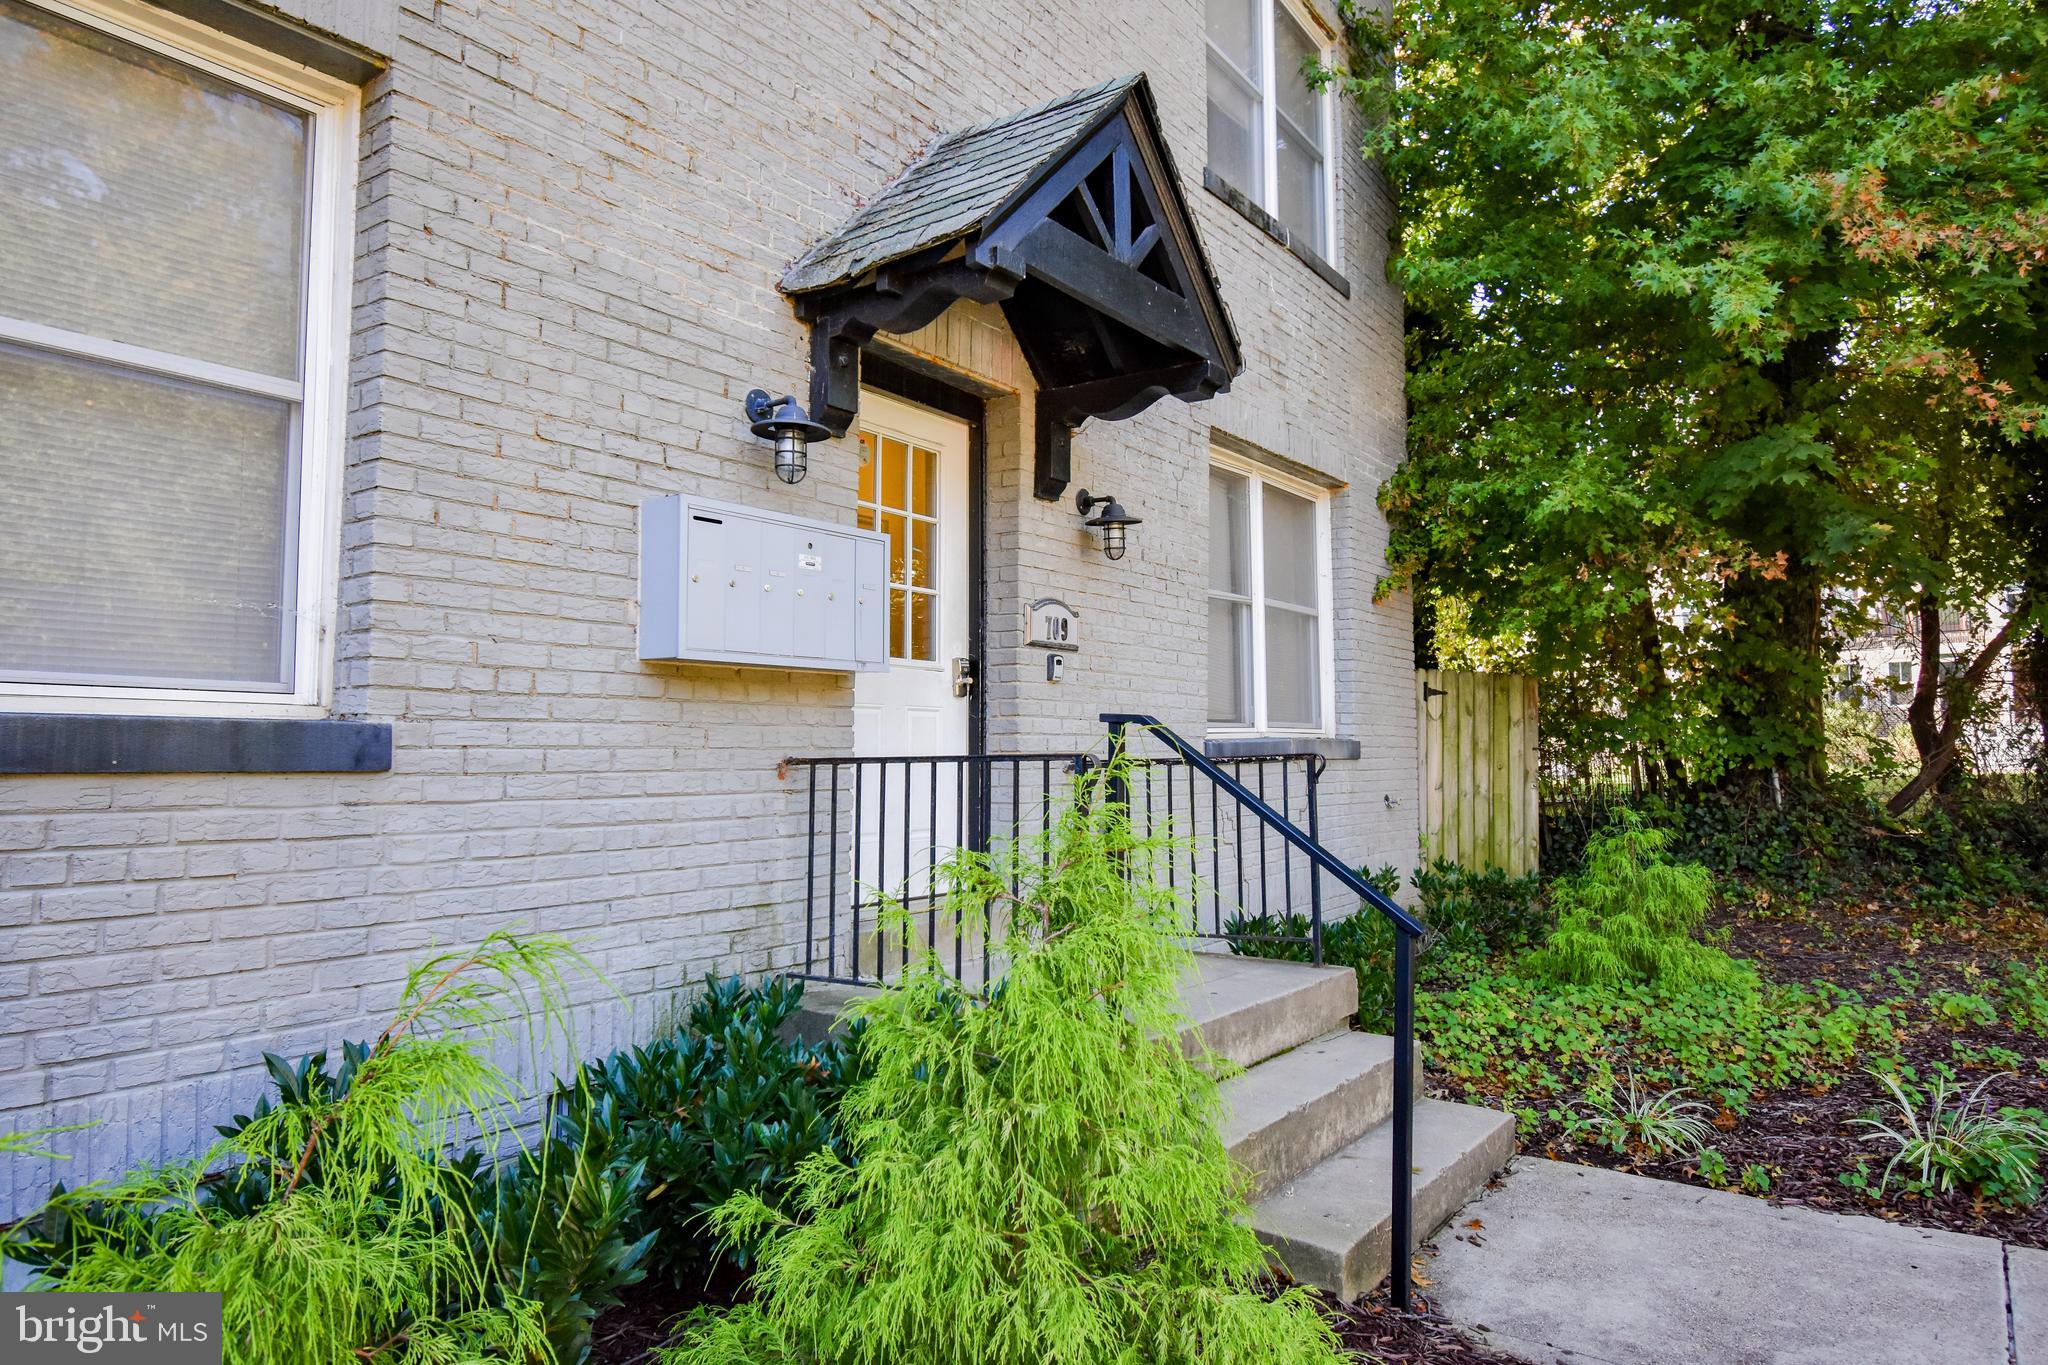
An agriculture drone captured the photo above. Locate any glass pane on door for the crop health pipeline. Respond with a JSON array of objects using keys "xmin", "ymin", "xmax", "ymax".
[{"xmin": 858, "ymin": 431, "xmax": 942, "ymax": 663}]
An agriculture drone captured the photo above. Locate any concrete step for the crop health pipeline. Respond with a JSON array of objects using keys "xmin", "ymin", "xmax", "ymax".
[
  {"xmin": 789, "ymin": 950, "xmax": 1357, "ymax": 1070},
  {"xmin": 1219, "ymin": 1029, "xmax": 1418, "ymax": 1201},
  {"xmin": 1251, "ymin": 1097, "xmax": 1516, "ymax": 1301},
  {"xmin": 1177, "ymin": 951, "xmax": 1357, "ymax": 1069}
]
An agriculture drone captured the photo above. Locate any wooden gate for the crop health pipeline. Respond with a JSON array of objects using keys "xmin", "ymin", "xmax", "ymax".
[{"xmin": 1417, "ymin": 670, "xmax": 1540, "ymax": 875}]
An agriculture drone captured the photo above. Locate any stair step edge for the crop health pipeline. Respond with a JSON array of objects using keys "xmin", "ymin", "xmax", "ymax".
[
  {"xmin": 1222, "ymin": 1030, "xmax": 1404, "ymax": 1198},
  {"xmin": 1179, "ymin": 954, "xmax": 1359, "ymax": 1068},
  {"xmin": 1249, "ymin": 1098, "xmax": 1517, "ymax": 1301}
]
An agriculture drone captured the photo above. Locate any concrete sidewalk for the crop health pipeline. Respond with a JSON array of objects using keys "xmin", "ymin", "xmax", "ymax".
[{"xmin": 1428, "ymin": 1158, "xmax": 2019, "ymax": 1365}]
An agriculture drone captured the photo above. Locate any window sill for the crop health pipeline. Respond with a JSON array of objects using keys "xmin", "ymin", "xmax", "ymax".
[
  {"xmin": 0, "ymin": 714, "xmax": 393, "ymax": 775},
  {"xmin": 1204, "ymin": 735, "xmax": 1362, "ymax": 761},
  {"xmin": 1202, "ymin": 169, "xmax": 1351, "ymax": 298}
]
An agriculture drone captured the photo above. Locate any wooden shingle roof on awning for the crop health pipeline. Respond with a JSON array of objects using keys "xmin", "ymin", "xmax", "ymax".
[{"xmin": 784, "ymin": 74, "xmax": 1242, "ymax": 500}]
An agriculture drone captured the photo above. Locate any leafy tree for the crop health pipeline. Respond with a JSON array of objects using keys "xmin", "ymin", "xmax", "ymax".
[
  {"xmin": 1336, "ymin": 0, "xmax": 2048, "ymax": 791},
  {"xmin": 666, "ymin": 763, "xmax": 1345, "ymax": 1365}
]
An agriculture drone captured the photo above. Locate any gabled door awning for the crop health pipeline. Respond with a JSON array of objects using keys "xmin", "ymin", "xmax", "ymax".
[{"xmin": 783, "ymin": 74, "xmax": 1242, "ymax": 500}]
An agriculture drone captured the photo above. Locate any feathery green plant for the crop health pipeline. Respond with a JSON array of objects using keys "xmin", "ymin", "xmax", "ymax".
[
  {"xmin": 664, "ymin": 759, "xmax": 1346, "ymax": 1365},
  {"xmin": 1524, "ymin": 813, "xmax": 1740, "ymax": 988},
  {"xmin": 23, "ymin": 932, "xmax": 584, "ymax": 1365}
]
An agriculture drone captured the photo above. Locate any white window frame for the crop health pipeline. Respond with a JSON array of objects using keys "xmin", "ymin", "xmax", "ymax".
[
  {"xmin": 1207, "ymin": 450, "xmax": 1337, "ymax": 738},
  {"xmin": 0, "ymin": 0, "xmax": 358, "ymax": 718},
  {"xmin": 1205, "ymin": 0, "xmax": 1340, "ymax": 265}
]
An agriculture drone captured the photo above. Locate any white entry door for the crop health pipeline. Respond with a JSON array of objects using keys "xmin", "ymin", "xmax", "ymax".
[{"xmin": 851, "ymin": 390, "xmax": 971, "ymax": 908}]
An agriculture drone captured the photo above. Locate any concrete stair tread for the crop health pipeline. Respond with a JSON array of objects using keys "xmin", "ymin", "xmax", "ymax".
[
  {"xmin": 793, "ymin": 952, "xmax": 1359, "ymax": 1069},
  {"xmin": 1220, "ymin": 1029, "xmax": 1410, "ymax": 1200},
  {"xmin": 1177, "ymin": 951, "xmax": 1357, "ymax": 1068},
  {"xmin": 1252, "ymin": 1097, "xmax": 1517, "ymax": 1301}
]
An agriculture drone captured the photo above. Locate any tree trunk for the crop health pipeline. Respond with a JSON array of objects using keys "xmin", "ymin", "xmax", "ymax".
[
  {"xmin": 1904, "ymin": 595, "xmax": 1943, "ymax": 767},
  {"xmin": 1712, "ymin": 327, "xmax": 1839, "ymax": 796},
  {"xmin": 1886, "ymin": 602, "xmax": 2027, "ymax": 815},
  {"xmin": 2023, "ymin": 626, "xmax": 2048, "ymax": 757}
]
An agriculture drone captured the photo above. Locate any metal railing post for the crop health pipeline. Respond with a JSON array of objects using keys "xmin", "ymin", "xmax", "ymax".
[
  {"xmin": 803, "ymin": 762, "xmax": 819, "ymax": 977},
  {"xmin": 1104, "ymin": 718, "xmax": 1130, "ymax": 810},
  {"xmin": 1306, "ymin": 755, "xmax": 1325, "ymax": 967},
  {"xmin": 1391, "ymin": 929, "xmax": 1415, "ymax": 1312}
]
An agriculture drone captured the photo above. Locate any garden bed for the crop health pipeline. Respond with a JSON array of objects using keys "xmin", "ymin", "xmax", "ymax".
[
  {"xmin": 1428, "ymin": 867, "xmax": 2048, "ymax": 1247},
  {"xmin": 586, "ymin": 1275, "xmax": 1535, "ymax": 1365}
]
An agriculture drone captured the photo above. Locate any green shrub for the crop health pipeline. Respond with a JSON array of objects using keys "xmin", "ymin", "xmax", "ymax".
[
  {"xmin": 9, "ymin": 957, "xmax": 863, "ymax": 1365},
  {"xmin": 5, "ymin": 948, "xmax": 873, "ymax": 1365},
  {"xmin": 1524, "ymin": 814, "xmax": 1740, "ymax": 989},
  {"xmin": 1606, "ymin": 777, "xmax": 2048, "ymax": 913},
  {"xmin": 1227, "ymin": 857, "xmax": 1542, "ymax": 1029},
  {"xmin": 1854, "ymin": 1070, "xmax": 2048, "ymax": 1208},
  {"xmin": 477, "ymin": 1105, "xmax": 656, "ymax": 1365},
  {"xmin": 564, "ymin": 973, "xmax": 863, "ymax": 1285},
  {"xmin": 1999, "ymin": 961, "xmax": 2048, "ymax": 1036},
  {"xmin": 14, "ymin": 934, "xmax": 580, "ymax": 1365},
  {"xmin": 666, "ymin": 761, "xmax": 1345, "ymax": 1365},
  {"xmin": 1411, "ymin": 857, "xmax": 1548, "ymax": 955}
]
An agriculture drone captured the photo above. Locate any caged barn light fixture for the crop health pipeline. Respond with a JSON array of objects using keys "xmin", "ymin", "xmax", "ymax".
[
  {"xmin": 743, "ymin": 388, "xmax": 833, "ymax": 485},
  {"xmin": 1075, "ymin": 489, "xmax": 1141, "ymax": 562}
]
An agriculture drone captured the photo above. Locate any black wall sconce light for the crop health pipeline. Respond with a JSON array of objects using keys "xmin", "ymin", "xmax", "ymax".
[
  {"xmin": 1075, "ymin": 489, "xmax": 1141, "ymax": 562},
  {"xmin": 744, "ymin": 389, "xmax": 833, "ymax": 485}
]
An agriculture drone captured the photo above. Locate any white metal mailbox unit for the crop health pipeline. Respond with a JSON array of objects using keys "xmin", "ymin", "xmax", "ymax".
[{"xmin": 638, "ymin": 494, "xmax": 891, "ymax": 671}]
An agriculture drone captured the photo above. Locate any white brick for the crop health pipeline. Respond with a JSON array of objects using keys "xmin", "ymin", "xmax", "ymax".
[{"xmin": 0, "ymin": 0, "xmax": 1419, "ymax": 1221}]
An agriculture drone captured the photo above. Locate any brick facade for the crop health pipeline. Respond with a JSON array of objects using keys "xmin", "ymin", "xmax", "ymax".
[{"xmin": 0, "ymin": 0, "xmax": 1413, "ymax": 1214}]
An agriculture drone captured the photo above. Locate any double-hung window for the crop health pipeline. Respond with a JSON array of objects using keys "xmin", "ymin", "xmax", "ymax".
[
  {"xmin": 1208, "ymin": 456, "xmax": 1333, "ymax": 735},
  {"xmin": 1205, "ymin": 0, "xmax": 1336, "ymax": 259},
  {"xmin": 0, "ymin": 0, "xmax": 356, "ymax": 716}
]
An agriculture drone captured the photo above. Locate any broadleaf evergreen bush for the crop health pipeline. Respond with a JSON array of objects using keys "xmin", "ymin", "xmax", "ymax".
[{"xmin": 560, "ymin": 972, "xmax": 864, "ymax": 1284}]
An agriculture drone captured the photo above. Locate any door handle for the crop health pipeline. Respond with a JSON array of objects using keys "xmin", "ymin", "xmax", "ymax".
[{"xmin": 951, "ymin": 657, "xmax": 977, "ymax": 697}]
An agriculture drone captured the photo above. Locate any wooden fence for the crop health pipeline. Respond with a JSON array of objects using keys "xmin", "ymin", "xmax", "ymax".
[{"xmin": 1417, "ymin": 669, "xmax": 1540, "ymax": 876}]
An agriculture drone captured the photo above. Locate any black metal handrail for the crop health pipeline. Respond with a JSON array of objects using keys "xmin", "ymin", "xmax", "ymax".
[
  {"xmin": 1097, "ymin": 746, "xmax": 1330, "ymax": 960},
  {"xmin": 782, "ymin": 747, "xmax": 1327, "ymax": 984},
  {"xmin": 1101, "ymin": 713, "xmax": 1423, "ymax": 1312},
  {"xmin": 781, "ymin": 752, "xmax": 1085, "ymax": 986}
]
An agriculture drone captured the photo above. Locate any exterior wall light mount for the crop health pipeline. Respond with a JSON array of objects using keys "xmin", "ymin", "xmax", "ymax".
[
  {"xmin": 744, "ymin": 389, "xmax": 833, "ymax": 485},
  {"xmin": 1075, "ymin": 489, "xmax": 1141, "ymax": 562}
]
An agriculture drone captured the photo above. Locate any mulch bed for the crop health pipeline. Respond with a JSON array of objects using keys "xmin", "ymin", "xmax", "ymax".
[
  {"xmin": 590, "ymin": 1262, "xmax": 747, "ymax": 1365},
  {"xmin": 1313, "ymin": 1281, "xmax": 1537, "ymax": 1363},
  {"xmin": 1440, "ymin": 880, "xmax": 2048, "ymax": 1248},
  {"xmin": 590, "ymin": 1264, "xmax": 1531, "ymax": 1363}
]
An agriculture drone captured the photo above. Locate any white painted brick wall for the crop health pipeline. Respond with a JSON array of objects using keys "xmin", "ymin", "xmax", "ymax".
[{"xmin": 0, "ymin": 0, "xmax": 1412, "ymax": 1215}]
